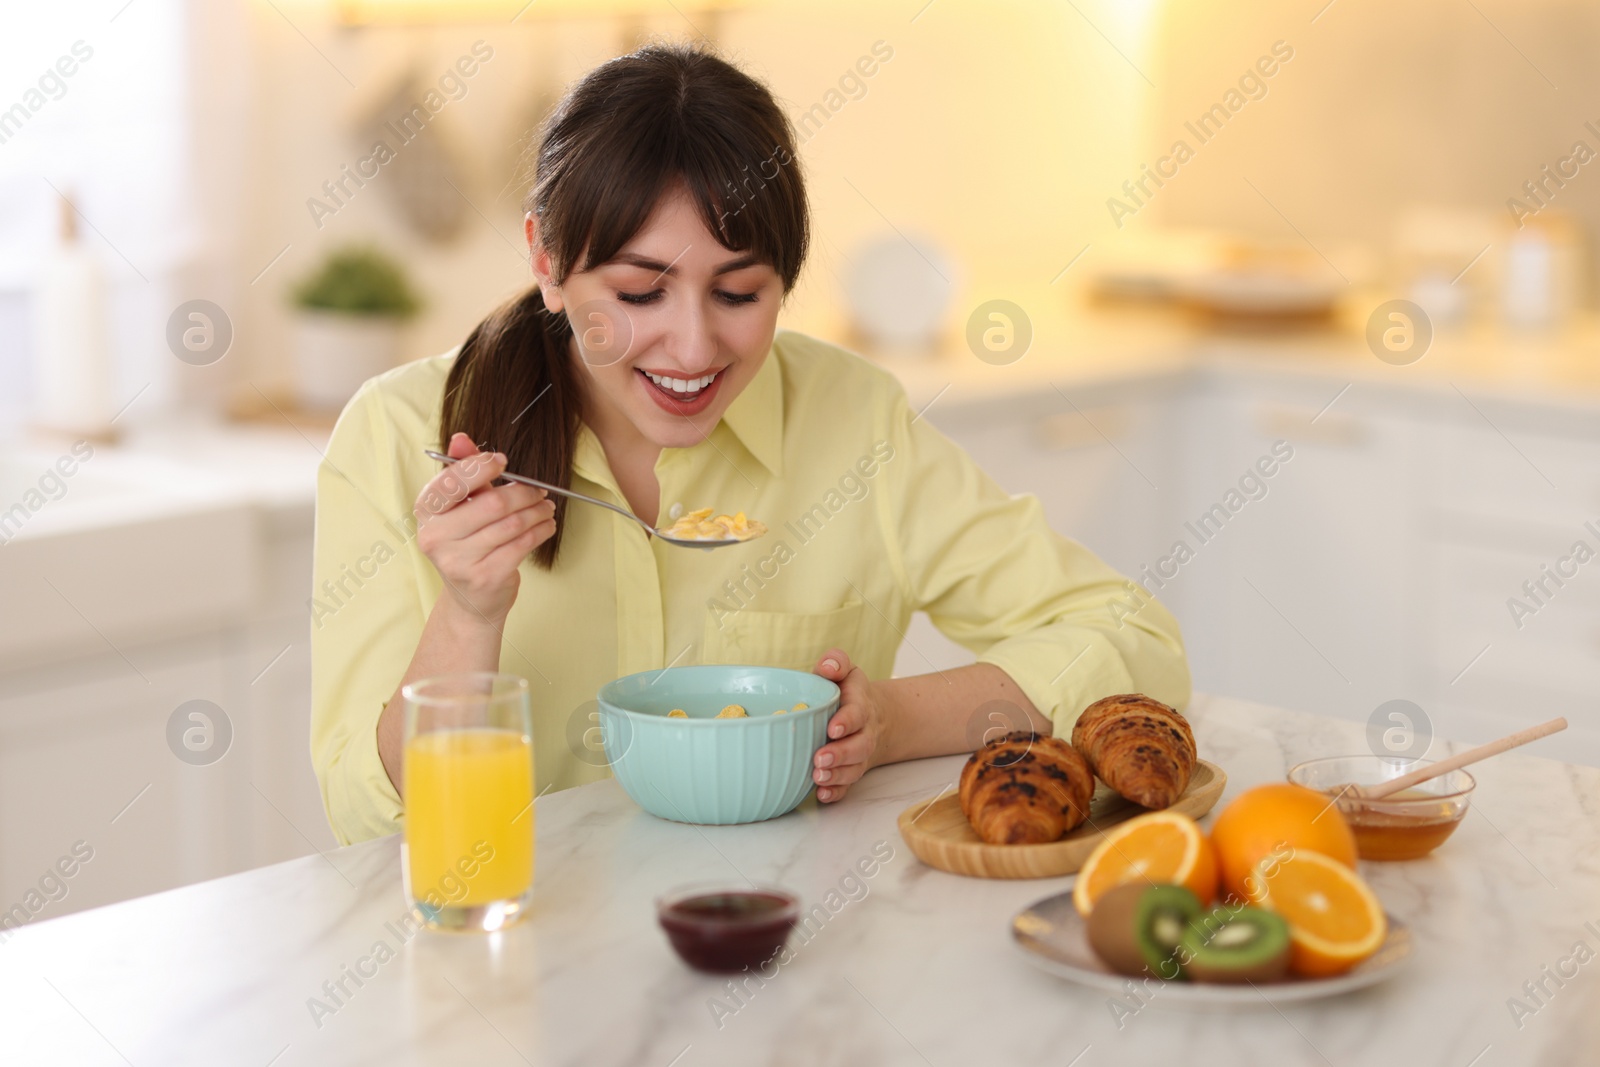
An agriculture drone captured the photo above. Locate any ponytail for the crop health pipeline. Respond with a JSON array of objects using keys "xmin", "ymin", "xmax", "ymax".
[{"xmin": 440, "ymin": 287, "xmax": 580, "ymax": 569}]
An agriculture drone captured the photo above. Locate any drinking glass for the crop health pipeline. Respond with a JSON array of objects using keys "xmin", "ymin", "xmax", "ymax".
[{"xmin": 402, "ymin": 672, "xmax": 534, "ymax": 931}]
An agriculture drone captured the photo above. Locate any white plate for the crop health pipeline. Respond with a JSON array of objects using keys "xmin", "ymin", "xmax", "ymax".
[
  {"xmin": 1012, "ymin": 889, "xmax": 1413, "ymax": 1006},
  {"xmin": 842, "ymin": 233, "xmax": 956, "ymax": 349}
]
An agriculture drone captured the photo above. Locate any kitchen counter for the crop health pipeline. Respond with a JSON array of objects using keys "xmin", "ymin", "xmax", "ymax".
[
  {"xmin": 3, "ymin": 695, "xmax": 1595, "ymax": 1066},
  {"xmin": 873, "ymin": 303, "xmax": 1600, "ymax": 419}
]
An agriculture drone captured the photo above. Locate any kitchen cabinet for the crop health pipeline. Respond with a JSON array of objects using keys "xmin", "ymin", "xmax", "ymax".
[
  {"xmin": 1418, "ymin": 413, "xmax": 1600, "ymax": 763},
  {"xmin": 1173, "ymin": 372, "xmax": 1425, "ymax": 723},
  {"xmin": 893, "ymin": 376, "xmax": 1182, "ymax": 680},
  {"xmin": 239, "ymin": 501, "xmax": 333, "ymax": 870},
  {"xmin": 0, "ymin": 639, "xmax": 247, "ymax": 916},
  {"xmin": 926, "ymin": 378, "xmax": 1183, "ymax": 573},
  {"xmin": 897, "ymin": 367, "xmax": 1426, "ymax": 727},
  {"xmin": 896, "ymin": 361, "xmax": 1600, "ymax": 768},
  {"xmin": 0, "ymin": 495, "xmax": 331, "ymax": 923}
]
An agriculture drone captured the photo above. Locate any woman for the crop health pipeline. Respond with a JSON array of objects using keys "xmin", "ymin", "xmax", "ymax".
[{"xmin": 310, "ymin": 44, "xmax": 1189, "ymax": 845}]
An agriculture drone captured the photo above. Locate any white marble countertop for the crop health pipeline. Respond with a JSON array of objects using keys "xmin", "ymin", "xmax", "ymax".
[{"xmin": 3, "ymin": 694, "xmax": 1597, "ymax": 1067}]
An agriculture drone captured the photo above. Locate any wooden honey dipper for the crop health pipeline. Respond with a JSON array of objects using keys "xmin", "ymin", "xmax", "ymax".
[{"xmin": 1335, "ymin": 717, "xmax": 1568, "ymax": 806}]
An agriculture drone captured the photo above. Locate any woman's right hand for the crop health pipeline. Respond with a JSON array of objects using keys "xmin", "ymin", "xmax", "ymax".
[{"xmin": 414, "ymin": 431, "xmax": 556, "ymax": 625}]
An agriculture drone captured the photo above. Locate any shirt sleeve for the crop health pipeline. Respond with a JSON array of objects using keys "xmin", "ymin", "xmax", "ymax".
[
  {"xmin": 309, "ymin": 378, "xmax": 426, "ymax": 845},
  {"xmin": 878, "ymin": 387, "xmax": 1192, "ymax": 735}
]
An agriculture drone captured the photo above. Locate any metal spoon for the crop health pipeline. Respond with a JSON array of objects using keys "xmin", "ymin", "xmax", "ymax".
[{"xmin": 424, "ymin": 448, "xmax": 757, "ymax": 549}]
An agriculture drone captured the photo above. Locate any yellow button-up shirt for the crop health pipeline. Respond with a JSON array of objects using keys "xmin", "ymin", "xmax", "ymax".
[{"xmin": 310, "ymin": 329, "xmax": 1190, "ymax": 844}]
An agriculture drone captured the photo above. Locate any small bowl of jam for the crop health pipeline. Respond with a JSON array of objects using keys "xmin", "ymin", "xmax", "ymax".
[
  {"xmin": 1289, "ymin": 755, "xmax": 1475, "ymax": 861},
  {"xmin": 656, "ymin": 885, "xmax": 799, "ymax": 973}
]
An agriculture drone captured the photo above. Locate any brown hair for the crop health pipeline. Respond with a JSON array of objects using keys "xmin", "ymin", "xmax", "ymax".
[{"xmin": 441, "ymin": 43, "xmax": 809, "ymax": 568}]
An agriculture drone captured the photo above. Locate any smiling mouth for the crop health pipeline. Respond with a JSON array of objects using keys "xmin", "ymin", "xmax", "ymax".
[{"xmin": 639, "ymin": 368, "xmax": 722, "ymax": 401}]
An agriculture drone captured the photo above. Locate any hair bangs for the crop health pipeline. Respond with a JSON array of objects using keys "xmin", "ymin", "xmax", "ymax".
[{"xmin": 545, "ymin": 68, "xmax": 805, "ymax": 287}]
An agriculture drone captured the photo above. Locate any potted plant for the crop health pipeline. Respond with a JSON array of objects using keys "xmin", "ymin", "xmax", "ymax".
[{"xmin": 290, "ymin": 246, "xmax": 421, "ymax": 411}]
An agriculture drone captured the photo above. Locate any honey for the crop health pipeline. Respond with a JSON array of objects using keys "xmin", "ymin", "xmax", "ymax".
[{"xmin": 1329, "ymin": 788, "xmax": 1465, "ymax": 861}]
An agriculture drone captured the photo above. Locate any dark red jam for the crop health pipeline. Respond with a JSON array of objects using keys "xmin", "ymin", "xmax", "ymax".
[{"xmin": 657, "ymin": 889, "xmax": 799, "ymax": 974}]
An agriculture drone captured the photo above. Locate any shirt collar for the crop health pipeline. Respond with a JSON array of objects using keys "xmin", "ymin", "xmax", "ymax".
[
  {"xmin": 573, "ymin": 423, "xmax": 612, "ymax": 491},
  {"xmin": 716, "ymin": 340, "xmax": 784, "ymax": 478}
]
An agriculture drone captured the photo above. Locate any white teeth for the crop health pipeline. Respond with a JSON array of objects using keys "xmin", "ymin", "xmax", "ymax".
[{"xmin": 644, "ymin": 370, "xmax": 718, "ymax": 396}]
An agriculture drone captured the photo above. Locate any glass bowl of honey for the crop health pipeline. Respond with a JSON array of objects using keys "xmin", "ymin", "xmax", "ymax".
[{"xmin": 1288, "ymin": 756, "xmax": 1474, "ymax": 861}]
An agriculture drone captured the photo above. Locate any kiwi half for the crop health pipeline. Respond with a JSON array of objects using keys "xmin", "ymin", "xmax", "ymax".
[
  {"xmin": 1179, "ymin": 903, "xmax": 1292, "ymax": 984},
  {"xmin": 1086, "ymin": 884, "xmax": 1202, "ymax": 981}
]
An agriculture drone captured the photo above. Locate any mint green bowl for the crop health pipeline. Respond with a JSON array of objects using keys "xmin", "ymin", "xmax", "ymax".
[{"xmin": 596, "ymin": 665, "xmax": 841, "ymax": 825}]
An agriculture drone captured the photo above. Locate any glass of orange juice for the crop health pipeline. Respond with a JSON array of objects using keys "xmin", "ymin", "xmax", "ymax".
[{"xmin": 402, "ymin": 672, "xmax": 534, "ymax": 932}]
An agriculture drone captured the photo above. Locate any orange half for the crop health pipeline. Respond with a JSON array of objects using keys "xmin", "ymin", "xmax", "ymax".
[
  {"xmin": 1072, "ymin": 811, "xmax": 1218, "ymax": 916},
  {"xmin": 1251, "ymin": 850, "xmax": 1387, "ymax": 976}
]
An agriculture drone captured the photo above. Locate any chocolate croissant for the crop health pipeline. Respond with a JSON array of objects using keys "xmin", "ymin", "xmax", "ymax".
[
  {"xmin": 1071, "ymin": 694, "xmax": 1196, "ymax": 810},
  {"xmin": 959, "ymin": 731, "xmax": 1095, "ymax": 845}
]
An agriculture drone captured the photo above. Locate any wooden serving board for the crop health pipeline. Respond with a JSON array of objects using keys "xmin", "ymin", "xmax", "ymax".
[{"xmin": 897, "ymin": 760, "xmax": 1227, "ymax": 880}]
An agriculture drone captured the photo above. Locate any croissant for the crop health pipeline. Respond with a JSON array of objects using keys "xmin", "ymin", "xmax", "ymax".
[
  {"xmin": 1071, "ymin": 694, "xmax": 1196, "ymax": 810},
  {"xmin": 959, "ymin": 731, "xmax": 1095, "ymax": 845}
]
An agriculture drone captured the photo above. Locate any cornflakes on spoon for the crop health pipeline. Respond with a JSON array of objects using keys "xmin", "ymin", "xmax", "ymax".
[{"xmin": 660, "ymin": 507, "xmax": 767, "ymax": 543}]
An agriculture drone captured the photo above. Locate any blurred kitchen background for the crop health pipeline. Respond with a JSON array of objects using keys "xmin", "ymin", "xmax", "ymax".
[{"xmin": 4, "ymin": 0, "xmax": 1599, "ymax": 919}]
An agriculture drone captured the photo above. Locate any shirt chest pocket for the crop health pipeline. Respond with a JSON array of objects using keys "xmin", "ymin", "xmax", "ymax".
[{"xmin": 701, "ymin": 600, "xmax": 865, "ymax": 673}]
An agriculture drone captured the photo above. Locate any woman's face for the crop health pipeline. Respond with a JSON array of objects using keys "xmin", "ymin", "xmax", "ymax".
[{"xmin": 527, "ymin": 185, "xmax": 784, "ymax": 451}]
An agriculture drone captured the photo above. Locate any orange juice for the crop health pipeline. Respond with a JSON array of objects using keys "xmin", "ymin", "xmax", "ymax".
[{"xmin": 405, "ymin": 727, "xmax": 534, "ymax": 907}]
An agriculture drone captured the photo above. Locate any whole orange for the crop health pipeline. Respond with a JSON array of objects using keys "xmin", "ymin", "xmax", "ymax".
[{"xmin": 1209, "ymin": 783, "xmax": 1358, "ymax": 904}]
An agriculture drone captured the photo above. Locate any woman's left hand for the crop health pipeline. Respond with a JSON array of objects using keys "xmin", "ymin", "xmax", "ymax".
[{"xmin": 811, "ymin": 648, "xmax": 891, "ymax": 803}]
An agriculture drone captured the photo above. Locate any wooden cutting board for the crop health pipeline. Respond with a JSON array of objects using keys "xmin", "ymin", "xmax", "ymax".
[{"xmin": 896, "ymin": 760, "xmax": 1227, "ymax": 880}]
